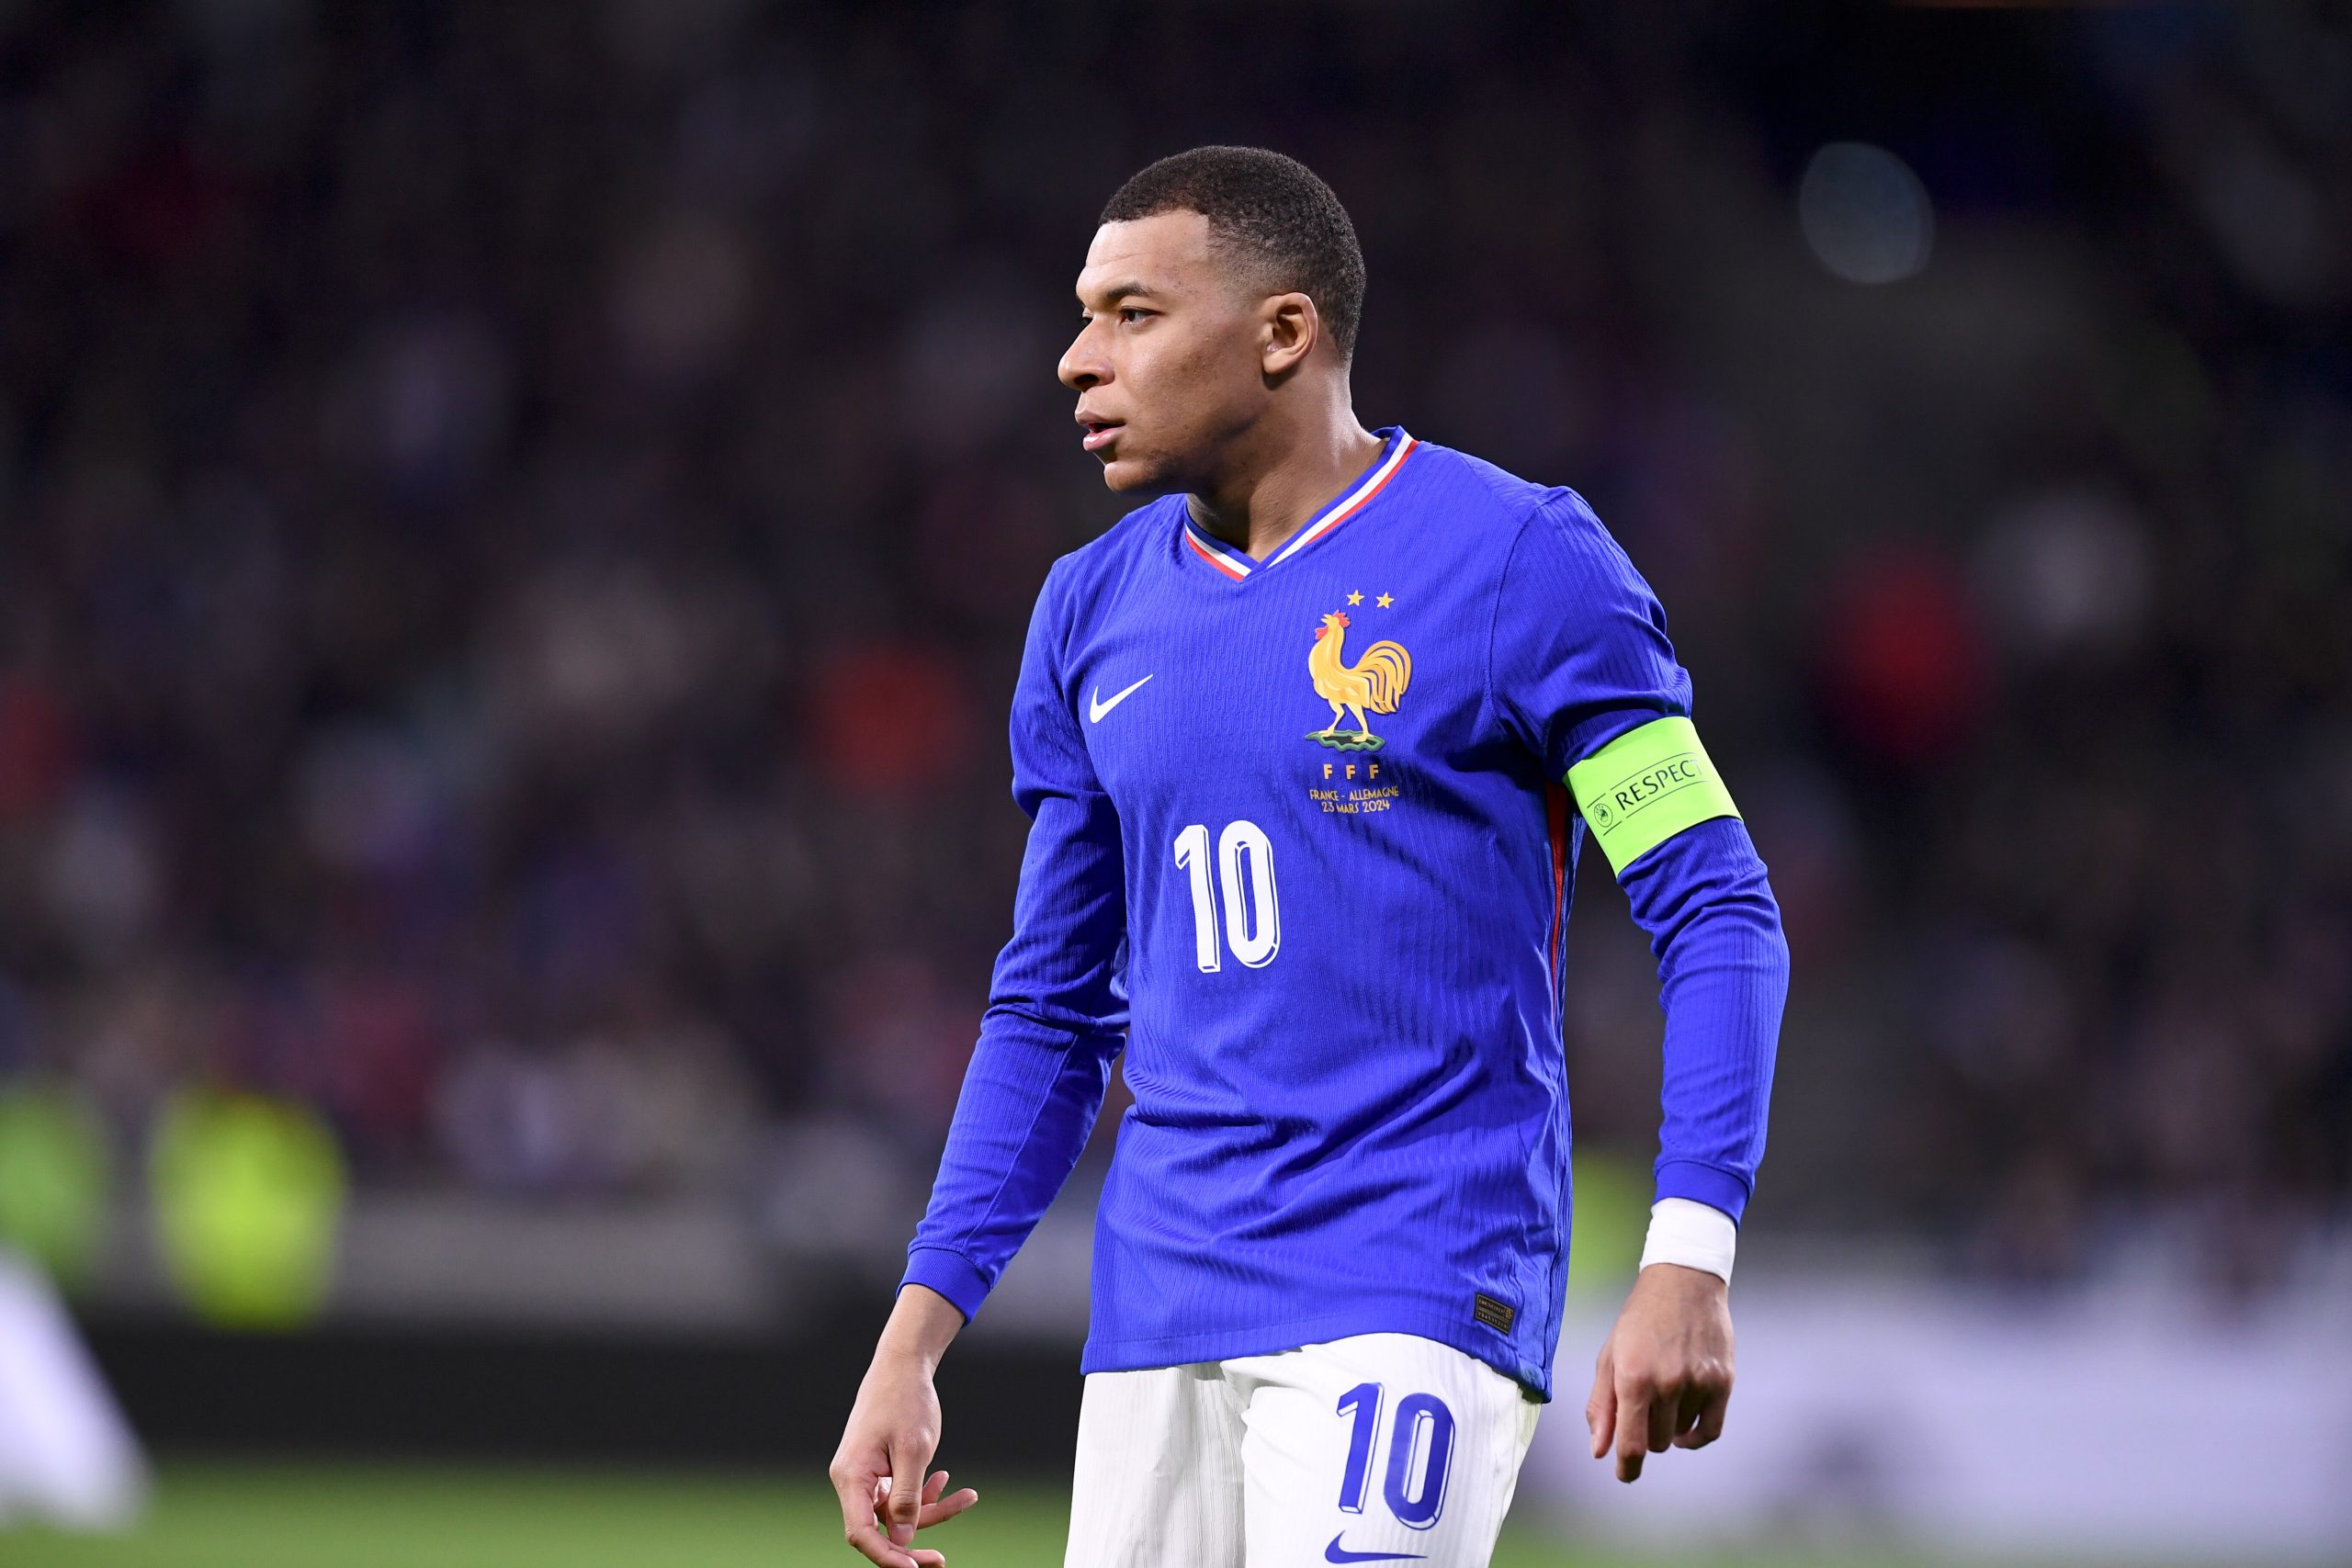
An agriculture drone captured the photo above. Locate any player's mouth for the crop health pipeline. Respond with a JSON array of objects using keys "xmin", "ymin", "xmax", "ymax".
[{"xmin": 1078, "ymin": 417, "xmax": 1125, "ymax": 453}]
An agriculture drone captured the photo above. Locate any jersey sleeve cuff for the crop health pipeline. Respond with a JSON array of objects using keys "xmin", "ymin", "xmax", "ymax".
[
  {"xmin": 899, "ymin": 1247, "xmax": 989, "ymax": 1324},
  {"xmin": 1638, "ymin": 1198, "xmax": 1738, "ymax": 1283},
  {"xmin": 1653, "ymin": 1158, "xmax": 1750, "ymax": 1222}
]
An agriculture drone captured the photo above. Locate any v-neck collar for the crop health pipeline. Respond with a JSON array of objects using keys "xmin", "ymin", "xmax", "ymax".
[{"xmin": 1179, "ymin": 426, "xmax": 1418, "ymax": 581}]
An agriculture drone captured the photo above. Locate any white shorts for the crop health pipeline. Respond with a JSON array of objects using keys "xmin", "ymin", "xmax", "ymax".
[{"xmin": 1064, "ymin": 1332, "xmax": 1542, "ymax": 1568}]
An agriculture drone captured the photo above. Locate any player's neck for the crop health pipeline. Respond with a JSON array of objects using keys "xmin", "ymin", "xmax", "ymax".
[{"xmin": 1184, "ymin": 404, "xmax": 1385, "ymax": 563}]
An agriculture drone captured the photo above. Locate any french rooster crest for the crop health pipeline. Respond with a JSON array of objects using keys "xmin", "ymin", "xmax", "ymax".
[{"xmin": 1306, "ymin": 609, "xmax": 1412, "ymax": 751}]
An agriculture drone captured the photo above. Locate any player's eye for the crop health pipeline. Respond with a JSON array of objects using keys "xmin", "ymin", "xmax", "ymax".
[{"xmin": 1120, "ymin": 307, "xmax": 1149, "ymax": 323}]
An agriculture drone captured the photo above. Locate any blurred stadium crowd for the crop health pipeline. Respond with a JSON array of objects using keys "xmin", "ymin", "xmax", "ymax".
[{"xmin": 0, "ymin": 3, "xmax": 2344, "ymax": 1301}]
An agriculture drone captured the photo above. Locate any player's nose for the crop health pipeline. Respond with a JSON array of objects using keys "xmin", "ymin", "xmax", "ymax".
[{"xmin": 1057, "ymin": 324, "xmax": 1109, "ymax": 391}]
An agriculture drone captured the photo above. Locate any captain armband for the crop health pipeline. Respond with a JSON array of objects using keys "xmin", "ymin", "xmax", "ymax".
[{"xmin": 1564, "ymin": 715, "xmax": 1741, "ymax": 876}]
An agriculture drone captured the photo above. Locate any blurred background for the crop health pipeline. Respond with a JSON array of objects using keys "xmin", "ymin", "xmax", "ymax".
[{"xmin": 0, "ymin": 1, "xmax": 2346, "ymax": 1563}]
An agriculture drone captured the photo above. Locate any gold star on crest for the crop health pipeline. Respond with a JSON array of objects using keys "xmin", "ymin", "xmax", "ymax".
[
  {"xmin": 1376, "ymin": 592, "xmax": 1395, "ymax": 608},
  {"xmin": 1346, "ymin": 590, "xmax": 1363, "ymax": 605}
]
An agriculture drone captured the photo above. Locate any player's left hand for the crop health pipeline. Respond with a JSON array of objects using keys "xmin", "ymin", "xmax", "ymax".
[{"xmin": 1585, "ymin": 1262, "xmax": 1734, "ymax": 1483}]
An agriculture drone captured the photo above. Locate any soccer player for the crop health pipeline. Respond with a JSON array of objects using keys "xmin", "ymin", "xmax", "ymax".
[{"xmin": 831, "ymin": 146, "xmax": 1790, "ymax": 1568}]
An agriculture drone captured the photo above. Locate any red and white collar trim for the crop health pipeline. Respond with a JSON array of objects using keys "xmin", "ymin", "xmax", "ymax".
[{"xmin": 1181, "ymin": 430, "xmax": 1419, "ymax": 581}]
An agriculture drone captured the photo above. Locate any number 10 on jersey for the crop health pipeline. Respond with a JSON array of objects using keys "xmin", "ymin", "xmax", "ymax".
[{"xmin": 1172, "ymin": 819, "xmax": 1281, "ymax": 971}]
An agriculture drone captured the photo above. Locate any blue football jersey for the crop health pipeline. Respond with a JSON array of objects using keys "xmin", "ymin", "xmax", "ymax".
[{"xmin": 903, "ymin": 425, "xmax": 1786, "ymax": 1397}]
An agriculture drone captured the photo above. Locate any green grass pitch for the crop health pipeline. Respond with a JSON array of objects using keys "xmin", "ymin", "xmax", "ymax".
[{"xmin": 0, "ymin": 1462, "xmax": 2098, "ymax": 1568}]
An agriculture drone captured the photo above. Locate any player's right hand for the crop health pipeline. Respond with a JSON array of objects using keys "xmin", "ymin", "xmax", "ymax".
[{"xmin": 831, "ymin": 1345, "xmax": 978, "ymax": 1567}]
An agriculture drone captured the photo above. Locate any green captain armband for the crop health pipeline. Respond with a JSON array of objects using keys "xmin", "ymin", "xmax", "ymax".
[{"xmin": 1565, "ymin": 715, "xmax": 1741, "ymax": 875}]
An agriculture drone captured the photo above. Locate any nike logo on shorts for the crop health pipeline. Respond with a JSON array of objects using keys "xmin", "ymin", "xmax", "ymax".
[
  {"xmin": 1088, "ymin": 673, "xmax": 1153, "ymax": 723},
  {"xmin": 1324, "ymin": 1535, "xmax": 1427, "ymax": 1564}
]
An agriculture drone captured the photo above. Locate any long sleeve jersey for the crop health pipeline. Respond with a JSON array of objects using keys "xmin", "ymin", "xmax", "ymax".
[{"xmin": 901, "ymin": 426, "xmax": 1790, "ymax": 1399}]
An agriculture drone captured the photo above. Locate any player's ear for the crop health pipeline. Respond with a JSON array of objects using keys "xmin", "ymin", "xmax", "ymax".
[{"xmin": 1261, "ymin": 291, "xmax": 1318, "ymax": 378}]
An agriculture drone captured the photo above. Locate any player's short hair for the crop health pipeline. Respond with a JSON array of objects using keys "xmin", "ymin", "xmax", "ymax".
[{"xmin": 1100, "ymin": 146, "xmax": 1367, "ymax": 363}]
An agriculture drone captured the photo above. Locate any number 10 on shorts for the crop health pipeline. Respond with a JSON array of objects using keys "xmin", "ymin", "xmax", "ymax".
[{"xmin": 1336, "ymin": 1382, "xmax": 1455, "ymax": 1529}]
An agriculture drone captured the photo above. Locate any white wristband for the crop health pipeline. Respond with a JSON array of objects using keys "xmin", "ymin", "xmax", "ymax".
[{"xmin": 1637, "ymin": 1198, "xmax": 1736, "ymax": 1283}]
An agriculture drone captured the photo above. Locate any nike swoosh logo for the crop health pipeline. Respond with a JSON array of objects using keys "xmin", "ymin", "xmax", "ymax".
[
  {"xmin": 1324, "ymin": 1537, "xmax": 1427, "ymax": 1564},
  {"xmin": 1088, "ymin": 673, "xmax": 1153, "ymax": 723}
]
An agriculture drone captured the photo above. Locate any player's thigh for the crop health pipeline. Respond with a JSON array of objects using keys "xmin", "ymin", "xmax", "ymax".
[
  {"xmin": 1232, "ymin": 1332, "xmax": 1540, "ymax": 1568},
  {"xmin": 1065, "ymin": 1359, "xmax": 1247, "ymax": 1568}
]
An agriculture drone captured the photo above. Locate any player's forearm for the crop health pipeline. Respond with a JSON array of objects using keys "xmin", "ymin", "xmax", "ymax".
[
  {"xmin": 1620, "ymin": 816, "xmax": 1790, "ymax": 1220},
  {"xmin": 902, "ymin": 1007, "xmax": 1119, "ymax": 1318},
  {"xmin": 900, "ymin": 775, "xmax": 1128, "ymax": 1321},
  {"xmin": 876, "ymin": 1282, "xmax": 965, "ymax": 1370}
]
